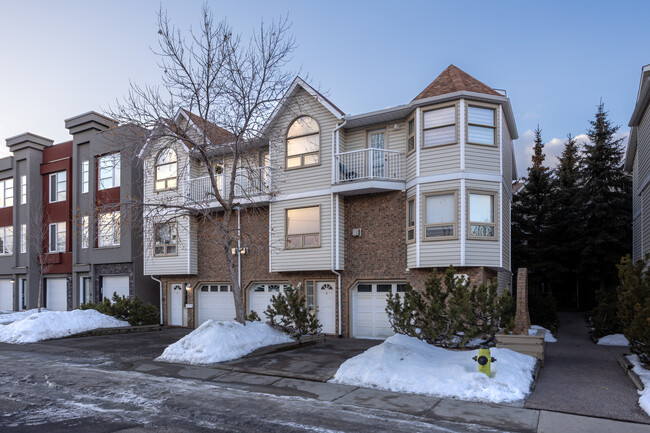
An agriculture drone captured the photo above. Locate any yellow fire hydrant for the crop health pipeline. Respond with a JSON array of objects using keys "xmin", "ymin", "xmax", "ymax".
[{"xmin": 472, "ymin": 345, "xmax": 496, "ymax": 378}]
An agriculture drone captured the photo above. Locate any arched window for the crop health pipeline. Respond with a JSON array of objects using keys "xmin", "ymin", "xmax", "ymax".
[
  {"xmin": 155, "ymin": 148, "xmax": 178, "ymax": 191},
  {"xmin": 286, "ymin": 116, "xmax": 319, "ymax": 169}
]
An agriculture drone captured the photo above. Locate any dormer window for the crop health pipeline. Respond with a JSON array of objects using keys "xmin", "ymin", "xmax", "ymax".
[
  {"xmin": 423, "ymin": 106, "xmax": 456, "ymax": 147},
  {"xmin": 155, "ymin": 148, "xmax": 178, "ymax": 191},
  {"xmin": 286, "ymin": 116, "xmax": 320, "ymax": 169},
  {"xmin": 467, "ymin": 106, "xmax": 496, "ymax": 146}
]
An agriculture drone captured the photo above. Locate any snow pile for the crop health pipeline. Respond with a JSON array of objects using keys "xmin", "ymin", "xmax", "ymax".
[
  {"xmin": 530, "ymin": 325, "xmax": 557, "ymax": 343},
  {"xmin": 0, "ymin": 309, "xmax": 48, "ymax": 325},
  {"xmin": 597, "ymin": 334, "xmax": 629, "ymax": 346},
  {"xmin": 628, "ymin": 355, "xmax": 650, "ymax": 415},
  {"xmin": 0, "ymin": 310, "xmax": 129, "ymax": 344},
  {"xmin": 331, "ymin": 334, "xmax": 536, "ymax": 403},
  {"xmin": 156, "ymin": 320, "xmax": 293, "ymax": 365}
]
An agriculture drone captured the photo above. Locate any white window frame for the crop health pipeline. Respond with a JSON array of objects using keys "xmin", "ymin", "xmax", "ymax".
[
  {"xmin": 285, "ymin": 205, "xmax": 321, "ymax": 249},
  {"xmin": 98, "ymin": 153, "xmax": 121, "ymax": 190},
  {"xmin": 98, "ymin": 211, "xmax": 120, "ymax": 248},
  {"xmin": 81, "ymin": 160, "xmax": 89, "ymax": 194},
  {"xmin": 49, "ymin": 222, "xmax": 66, "ymax": 253},
  {"xmin": 49, "ymin": 171, "xmax": 66, "ymax": 203},
  {"xmin": 20, "ymin": 175, "xmax": 26, "ymax": 205},
  {"xmin": 423, "ymin": 191, "xmax": 458, "ymax": 240},
  {"xmin": 82, "ymin": 215, "xmax": 89, "ymax": 249},
  {"xmin": 0, "ymin": 226, "xmax": 13, "ymax": 255},
  {"xmin": 20, "ymin": 224, "xmax": 26, "ymax": 254},
  {"xmin": 0, "ymin": 178, "xmax": 14, "ymax": 208}
]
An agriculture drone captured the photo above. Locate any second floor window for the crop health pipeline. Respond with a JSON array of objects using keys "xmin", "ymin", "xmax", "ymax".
[
  {"xmin": 20, "ymin": 175, "xmax": 26, "ymax": 205},
  {"xmin": 98, "ymin": 211, "xmax": 120, "ymax": 247},
  {"xmin": 469, "ymin": 192, "xmax": 496, "ymax": 239},
  {"xmin": 286, "ymin": 116, "xmax": 320, "ymax": 169},
  {"xmin": 155, "ymin": 148, "xmax": 178, "ymax": 191},
  {"xmin": 285, "ymin": 206, "xmax": 320, "ymax": 249},
  {"xmin": 98, "ymin": 153, "xmax": 120, "ymax": 190},
  {"xmin": 49, "ymin": 171, "xmax": 66, "ymax": 203},
  {"xmin": 49, "ymin": 222, "xmax": 66, "ymax": 253},
  {"xmin": 154, "ymin": 222, "xmax": 177, "ymax": 256},
  {"xmin": 406, "ymin": 198, "xmax": 415, "ymax": 242},
  {"xmin": 0, "ymin": 226, "xmax": 12, "ymax": 255},
  {"xmin": 82, "ymin": 160, "xmax": 89, "ymax": 194},
  {"xmin": 467, "ymin": 106, "xmax": 496, "ymax": 146},
  {"xmin": 423, "ymin": 106, "xmax": 456, "ymax": 147},
  {"xmin": 82, "ymin": 215, "xmax": 89, "ymax": 249},
  {"xmin": 424, "ymin": 193, "xmax": 456, "ymax": 239},
  {"xmin": 407, "ymin": 117, "xmax": 415, "ymax": 153},
  {"xmin": 0, "ymin": 178, "xmax": 14, "ymax": 208},
  {"xmin": 20, "ymin": 224, "xmax": 26, "ymax": 254}
]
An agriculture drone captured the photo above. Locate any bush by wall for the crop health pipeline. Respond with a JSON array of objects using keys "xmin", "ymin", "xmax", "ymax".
[
  {"xmin": 264, "ymin": 285, "xmax": 321, "ymax": 338},
  {"xmin": 80, "ymin": 293, "xmax": 159, "ymax": 326}
]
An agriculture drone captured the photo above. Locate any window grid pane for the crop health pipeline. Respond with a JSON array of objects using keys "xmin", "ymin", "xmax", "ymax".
[
  {"xmin": 468, "ymin": 106, "xmax": 495, "ymax": 126},
  {"xmin": 425, "ymin": 194, "xmax": 455, "ymax": 224},
  {"xmin": 468, "ymin": 125, "xmax": 495, "ymax": 145}
]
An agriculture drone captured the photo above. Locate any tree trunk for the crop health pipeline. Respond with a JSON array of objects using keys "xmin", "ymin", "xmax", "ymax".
[
  {"xmin": 222, "ymin": 209, "xmax": 246, "ymax": 325},
  {"xmin": 37, "ymin": 274, "xmax": 43, "ymax": 313}
]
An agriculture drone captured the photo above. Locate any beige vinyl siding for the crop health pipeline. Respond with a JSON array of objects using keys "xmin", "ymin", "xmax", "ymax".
[
  {"xmin": 406, "ymin": 186, "xmax": 418, "ymax": 268},
  {"xmin": 343, "ymin": 129, "xmax": 365, "ymax": 152},
  {"xmin": 501, "ymin": 117, "xmax": 513, "ymax": 182},
  {"xmin": 497, "ymin": 271, "xmax": 512, "ymax": 296},
  {"xmin": 143, "ymin": 138, "xmax": 192, "ymax": 208},
  {"xmin": 270, "ymin": 195, "xmax": 332, "ymax": 272},
  {"xmin": 638, "ymin": 106, "xmax": 650, "ymax": 186},
  {"xmin": 465, "ymin": 179, "xmax": 500, "ymax": 267},
  {"xmin": 143, "ymin": 214, "xmax": 194, "ymax": 275},
  {"xmin": 633, "ymin": 153, "xmax": 643, "ymax": 261},
  {"xmin": 342, "ymin": 122, "xmax": 406, "ymax": 153},
  {"xmin": 270, "ymin": 87, "xmax": 339, "ymax": 194},
  {"xmin": 634, "ymin": 211, "xmax": 642, "ymax": 261},
  {"xmin": 406, "ymin": 152, "xmax": 417, "ymax": 182},
  {"xmin": 419, "ymin": 102, "xmax": 460, "ymax": 176},
  {"xmin": 501, "ymin": 184, "xmax": 511, "ymax": 271},
  {"xmin": 418, "ymin": 180, "xmax": 461, "ymax": 267},
  {"xmin": 465, "ymin": 102, "xmax": 501, "ymax": 174},
  {"xmin": 642, "ymin": 190, "xmax": 650, "ymax": 259}
]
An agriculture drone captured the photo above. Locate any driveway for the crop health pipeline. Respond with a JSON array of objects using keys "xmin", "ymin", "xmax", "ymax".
[
  {"xmin": 217, "ymin": 337, "xmax": 381, "ymax": 381},
  {"xmin": 525, "ymin": 312, "xmax": 650, "ymax": 424}
]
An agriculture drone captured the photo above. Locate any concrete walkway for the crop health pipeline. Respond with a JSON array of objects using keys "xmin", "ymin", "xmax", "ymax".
[{"xmin": 525, "ymin": 312, "xmax": 650, "ymax": 424}]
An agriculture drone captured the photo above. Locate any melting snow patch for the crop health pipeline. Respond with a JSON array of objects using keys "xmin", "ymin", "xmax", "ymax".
[
  {"xmin": 628, "ymin": 355, "xmax": 650, "ymax": 416},
  {"xmin": 530, "ymin": 325, "xmax": 557, "ymax": 342},
  {"xmin": 0, "ymin": 310, "xmax": 128, "ymax": 344},
  {"xmin": 597, "ymin": 334, "xmax": 629, "ymax": 346},
  {"xmin": 156, "ymin": 320, "xmax": 293, "ymax": 365},
  {"xmin": 330, "ymin": 334, "xmax": 536, "ymax": 403},
  {"xmin": 0, "ymin": 309, "xmax": 48, "ymax": 325}
]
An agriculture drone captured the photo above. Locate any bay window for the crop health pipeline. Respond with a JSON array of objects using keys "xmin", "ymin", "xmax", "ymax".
[
  {"xmin": 469, "ymin": 192, "xmax": 497, "ymax": 239},
  {"xmin": 467, "ymin": 105, "xmax": 496, "ymax": 145},
  {"xmin": 424, "ymin": 193, "xmax": 456, "ymax": 239},
  {"xmin": 423, "ymin": 106, "xmax": 456, "ymax": 147}
]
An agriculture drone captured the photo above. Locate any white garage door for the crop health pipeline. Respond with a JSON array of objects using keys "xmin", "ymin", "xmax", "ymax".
[
  {"xmin": 46, "ymin": 278, "xmax": 67, "ymax": 311},
  {"xmin": 198, "ymin": 284, "xmax": 235, "ymax": 325},
  {"xmin": 103, "ymin": 276, "xmax": 130, "ymax": 300},
  {"xmin": 352, "ymin": 282, "xmax": 407, "ymax": 339},
  {"xmin": 248, "ymin": 283, "xmax": 286, "ymax": 318},
  {"xmin": 0, "ymin": 279, "xmax": 13, "ymax": 311}
]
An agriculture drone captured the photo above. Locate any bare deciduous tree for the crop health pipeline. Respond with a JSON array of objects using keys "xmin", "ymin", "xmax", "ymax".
[
  {"xmin": 30, "ymin": 206, "xmax": 57, "ymax": 313},
  {"xmin": 107, "ymin": 5, "xmax": 297, "ymax": 324}
]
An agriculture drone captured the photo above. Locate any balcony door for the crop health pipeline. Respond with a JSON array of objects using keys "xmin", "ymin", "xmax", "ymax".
[{"xmin": 367, "ymin": 130, "xmax": 386, "ymax": 178}]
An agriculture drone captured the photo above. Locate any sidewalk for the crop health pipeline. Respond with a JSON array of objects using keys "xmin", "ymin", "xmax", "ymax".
[{"xmin": 525, "ymin": 312, "xmax": 650, "ymax": 424}]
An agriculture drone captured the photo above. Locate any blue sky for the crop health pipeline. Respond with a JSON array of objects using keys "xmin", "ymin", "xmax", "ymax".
[{"xmin": 0, "ymin": 0, "xmax": 646, "ymax": 172}]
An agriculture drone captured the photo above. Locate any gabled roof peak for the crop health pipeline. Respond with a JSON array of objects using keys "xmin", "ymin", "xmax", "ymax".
[{"xmin": 413, "ymin": 64, "xmax": 501, "ymax": 101}]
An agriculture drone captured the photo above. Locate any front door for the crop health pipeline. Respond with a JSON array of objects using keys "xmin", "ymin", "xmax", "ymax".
[
  {"xmin": 367, "ymin": 130, "xmax": 385, "ymax": 177},
  {"xmin": 170, "ymin": 283, "xmax": 183, "ymax": 326},
  {"xmin": 316, "ymin": 281, "xmax": 336, "ymax": 334}
]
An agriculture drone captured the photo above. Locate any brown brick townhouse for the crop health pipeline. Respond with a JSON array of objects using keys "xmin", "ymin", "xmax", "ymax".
[{"xmin": 141, "ymin": 65, "xmax": 519, "ymax": 338}]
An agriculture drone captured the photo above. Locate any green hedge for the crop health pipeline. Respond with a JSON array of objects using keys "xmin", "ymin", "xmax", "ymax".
[{"xmin": 80, "ymin": 293, "xmax": 159, "ymax": 326}]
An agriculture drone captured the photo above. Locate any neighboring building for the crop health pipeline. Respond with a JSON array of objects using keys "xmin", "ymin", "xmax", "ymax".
[
  {"xmin": 142, "ymin": 65, "xmax": 518, "ymax": 338},
  {"xmin": 626, "ymin": 64, "xmax": 650, "ymax": 262},
  {"xmin": 0, "ymin": 112, "xmax": 157, "ymax": 312}
]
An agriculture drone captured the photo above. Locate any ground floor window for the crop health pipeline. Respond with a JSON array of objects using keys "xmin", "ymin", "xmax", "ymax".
[
  {"xmin": 19, "ymin": 278, "xmax": 26, "ymax": 310},
  {"xmin": 80, "ymin": 276, "xmax": 92, "ymax": 305}
]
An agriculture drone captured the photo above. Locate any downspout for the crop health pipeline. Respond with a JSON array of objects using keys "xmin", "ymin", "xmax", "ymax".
[
  {"xmin": 331, "ymin": 117, "xmax": 347, "ymax": 338},
  {"xmin": 151, "ymin": 275, "xmax": 163, "ymax": 325},
  {"xmin": 236, "ymin": 206, "xmax": 242, "ymax": 291}
]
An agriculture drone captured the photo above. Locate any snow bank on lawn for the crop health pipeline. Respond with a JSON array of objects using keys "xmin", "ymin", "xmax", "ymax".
[
  {"xmin": 530, "ymin": 325, "xmax": 557, "ymax": 343},
  {"xmin": 331, "ymin": 334, "xmax": 536, "ymax": 403},
  {"xmin": 0, "ymin": 309, "xmax": 48, "ymax": 325},
  {"xmin": 0, "ymin": 310, "xmax": 128, "ymax": 344},
  {"xmin": 628, "ymin": 355, "xmax": 650, "ymax": 415},
  {"xmin": 156, "ymin": 320, "xmax": 293, "ymax": 365},
  {"xmin": 597, "ymin": 334, "xmax": 629, "ymax": 346}
]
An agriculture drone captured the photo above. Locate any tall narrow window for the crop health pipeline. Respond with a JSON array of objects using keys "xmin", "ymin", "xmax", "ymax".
[
  {"xmin": 305, "ymin": 280, "xmax": 315, "ymax": 310},
  {"xmin": 424, "ymin": 193, "xmax": 456, "ymax": 239},
  {"xmin": 81, "ymin": 160, "xmax": 89, "ymax": 194},
  {"xmin": 20, "ymin": 224, "xmax": 26, "ymax": 254},
  {"xmin": 20, "ymin": 175, "xmax": 26, "ymax": 204},
  {"xmin": 285, "ymin": 206, "xmax": 320, "ymax": 249},
  {"xmin": 0, "ymin": 178, "xmax": 14, "ymax": 208},
  {"xmin": 82, "ymin": 215, "xmax": 89, "ymax": 249},
  {"xmin": 98, "ymin": 211, "xmax": 120, "ymax": 247},
  {"xmin": 406, "ymin": 197, "xmax": 415, "ymax": 243},
  {"xmin": 49, "ymin": 222, "xmax": 66, "ymax": 252},
  {"xmin": 154, "ymin": 148, "xmax": 177, "ymax": 191},
  {"xmin": 423, "ymin": 106, "xmax": 456, "ymax": 147},
  {"xmin": 49, "ymin": 172, "xmax": 66, "ymax": 203},
  {"xmin": 154, "ymin": 222, "xmax": 178, "ymax": 256},
  {"xmin": 98, "ymin": 153, "xmax": 121, "ymax": 190},
  {"xmin": 0, "ymin": 226, "xmax": 13, "ymax": 255},
  {"xmin": 286, "ymin": 116, "xmax": 320, "ymax": 169},
  {"xmin": 467, "ymin": 106, "xmax": 496, "ymax": 145},
  {"xmin": 469, "ymin": 192, "xmax": 496, "ymax": 239},
  {"xmin": 407, "ymin": 117, "xmax": 415, "ymax": 153}
]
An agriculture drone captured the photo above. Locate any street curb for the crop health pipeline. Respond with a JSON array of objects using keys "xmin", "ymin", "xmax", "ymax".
[
  {"xmin": 243, "ymin": 334, "xmax": 325, "ymax": 358},
  {"xmin": 618, "ymin": 353, "xmax": 644, "ymax": 391}
]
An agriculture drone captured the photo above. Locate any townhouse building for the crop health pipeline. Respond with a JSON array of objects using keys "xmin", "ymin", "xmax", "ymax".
[
  {"xmin": 0, "ymin": 112, "xmax": 157, "ymax": 312},
  {"xmin": 626, "ymin": 64, "xmax": 650, "ymax": 262},
  {"xmin": 142, "ymin": 65, "xmax": 518, "ymax": 338}
]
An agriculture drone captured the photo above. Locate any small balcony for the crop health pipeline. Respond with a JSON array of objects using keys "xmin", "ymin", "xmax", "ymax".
[
  {"xmin": 186, "ymin": 166, "xmax": 271, "ymax": 205},
  {"xmin": 333, "ymin": 149, "xmax": 405, "ymax": 194}
]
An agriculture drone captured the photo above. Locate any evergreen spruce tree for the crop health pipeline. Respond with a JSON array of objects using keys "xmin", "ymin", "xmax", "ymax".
[
  {"xmin": 512, "ymin": 126, "xmax": 554, "ymax": 294},
  {"xmin": 579, "ymin": 101, "xmax": 632, "ymax": 303}
]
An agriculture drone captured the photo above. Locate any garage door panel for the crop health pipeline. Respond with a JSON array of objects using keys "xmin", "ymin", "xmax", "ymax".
[
  {"xmin": 353, "ymin": 283, "xmax": 404, "ymax": 339},
  {"xmin": 248, "ymin": 284, "xmax": 286, "ymax": 317},
  {"xmin": 0, "ymin": 279, "xmax": 13, "ymax": 311},
  {"xmin": 46, "ymin": 278, "xmax": 67, "ymax": 311},
  {"xmin": 103, "ymin": 276, "xmax": 130, "ymax": 300},
  {"xmin": 198, "ymin": 285, "xmax": 236, "ymax": 325}
]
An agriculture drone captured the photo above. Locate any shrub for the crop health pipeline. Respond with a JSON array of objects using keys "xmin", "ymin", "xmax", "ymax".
[
  {"xmin": 264, "ymin": 285, "xmax": 321, "ymax": 338},
  {"xmin": 386, "ymin": 266, "xmax": 509, "ymax": 348},
  {"xmin": 246, "ymin": 310, "xmax": 261, "ymax": 322},
  {"xmin": 591, "ymin": 288, "xmax": 622, "ymax": 338},
  {"xmin": 529, "ymin": 292, "xmax": 558, "ymax": 334},
  {"xmin": 80, "ymin": 293, "xmax": 159, "ymax": 326},
  {"xmin": 616, "ymin": 255, "xmax": 650, "ymax": 362},
  {"xmin": 498, "ymin": 290, "xmax": 516, "ymax": 333}
]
